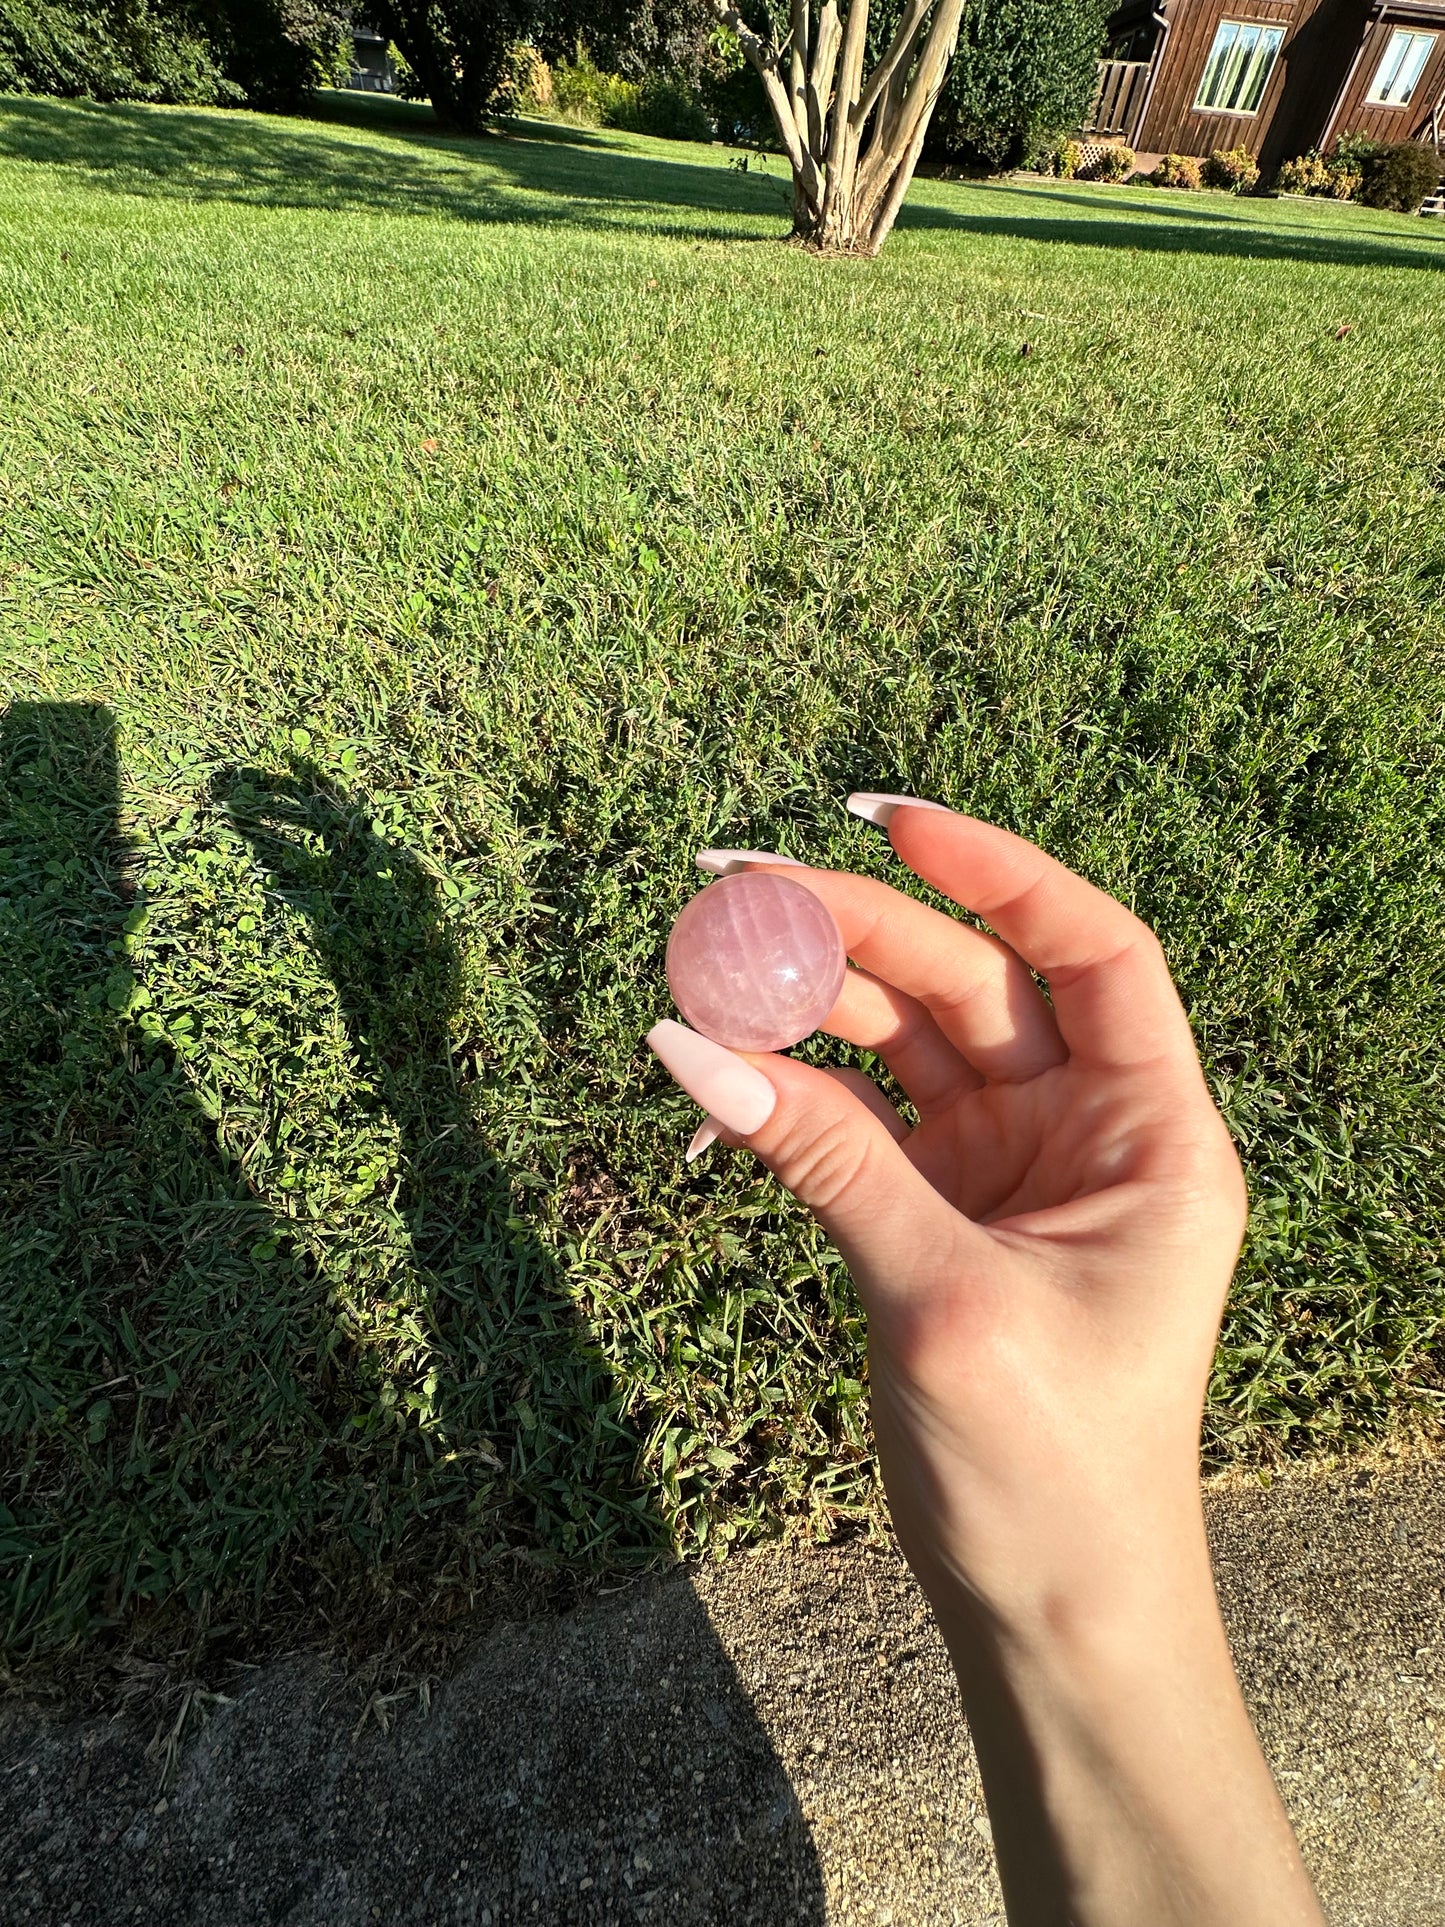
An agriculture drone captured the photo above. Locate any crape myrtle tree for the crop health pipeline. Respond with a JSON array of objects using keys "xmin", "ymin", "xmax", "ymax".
[{"xmin": 713, "ymin": 0, "xmax": 967, "ymax": 254}]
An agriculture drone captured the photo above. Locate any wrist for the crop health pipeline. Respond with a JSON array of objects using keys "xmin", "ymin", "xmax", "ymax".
[
  {"xmin": 901, "ymin": 1446, "xmax": 1216, "ymax": 1666},
  {"xmin": 927, "ymin": 1513, "xmax": 1323, "ymax": 1927}
]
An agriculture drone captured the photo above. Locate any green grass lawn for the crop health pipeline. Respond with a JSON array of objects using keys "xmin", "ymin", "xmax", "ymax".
[{"xmin": 2, "ymin": 88, "xmax": 1442, "ymax": 1683}]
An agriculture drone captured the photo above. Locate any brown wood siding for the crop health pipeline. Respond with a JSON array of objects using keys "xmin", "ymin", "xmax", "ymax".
[
  {"xmin": 1137, "ymin": 0, "xmax": 1370, "ymax": 160},
  {"xmin": 1087, "ymin": 59, "xmax": 1154, "ymax": 133},
  {"xmin": 1329, "ymin": 13, "xmax": 1445, "ymax": 143}
]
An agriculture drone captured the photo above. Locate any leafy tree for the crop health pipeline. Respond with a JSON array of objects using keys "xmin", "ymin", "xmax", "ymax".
[
  {"xmin": 544, "ymin": 0, "xmax": 717, "ymax": 84},
  {"xmin": 0, "ymin": 0, "xmax": 350, "ymax": 108},
  {"xmin": 928, "ymin": 0, "xmax": 1111, "ymax": 166},
  {"xmin": 363, "ymin": 0, "xmax": 542, "ymax": 133},
  {"xmin": 0, "ymin": 0, "xmax": 231, "ymax": 101},
  {"xmin": 196, "ymin": 0, "xmax": 352, "ymax": 110}
]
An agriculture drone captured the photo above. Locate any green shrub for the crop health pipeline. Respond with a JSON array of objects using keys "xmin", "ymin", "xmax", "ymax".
[
  {"xmin": 490, "ymin": 39, "xmax": 552, "ymax": 114},
  {"xmin": 1203, "ymin": 145, "xmax": 1260, "ymax": 193},
  {"xmin": 929, "ymin": 0, "xmax": 1113, "ymax": 166},
  {"xmin": 1150, "ymin": 152, "xmax": 1202, "ymax": 190},
  {"xmin": 550, "ymin": 45, "xmax": 610, "ymax": 123},
  {"xmin": 1090, "ymin": 141, "xmax": 1134, "ymax": 181},
  {"xmin": 551, "ymin": 47, "xmax": 711, "ymax": 142},
  {"xmin": 1331, "ymin": 131, "xmax": 1385, "ymax": 175},
  {"xmin": 1036, "ymin": 135, "xmax": 1082, "ymax": 177},
  {"xmin": 1359, "ymin": 140, "xmax": 1442, "ymax": 213},
  {"xmin": 614, "ymin": 72, "xmax": 712, "ymax": 143},
  {"xmin": 1275, "ymin": 149, "xmax": 1368, "ymax": 201},
  {"xmin": 1275, "ymin": 151, "xmax": 1331, "ymax": 196},
  {"xmin": 0, "ymin": 0, "xmax": 233, "ymax": 103}
]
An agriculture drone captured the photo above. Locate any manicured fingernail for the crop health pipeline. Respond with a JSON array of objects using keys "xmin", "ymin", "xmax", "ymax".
[
  {"xmin": 846, "ymin": 792, "xmax": 954, "ymax": 828},
  {"xmin": 695, "ymin": 848, "xmax": 805, "ymax": 876},
  {"xmin": 646, "ymin": 1019, "xmax": 777, "ymax": 1137},
  {"xmin": 685, "ymin": 1118, "xmax": 722, "ymax": 1161}
]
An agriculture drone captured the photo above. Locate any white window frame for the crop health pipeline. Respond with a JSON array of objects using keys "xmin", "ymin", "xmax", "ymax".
[
  {"xmin": 1365, "ymin": 28, "xmax": 1437, "ymax": 106},
  {"xmin": 1194, "ymin": 20, "xmax": 1287, "ymax": 115}
]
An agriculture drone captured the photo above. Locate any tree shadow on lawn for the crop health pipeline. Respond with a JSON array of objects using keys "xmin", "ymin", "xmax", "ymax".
[
  {"xmin": 0, "ymin": 92, "xmax": 790, "ymax": 240},
  {"xmin": 0, "ymin": 702, "xmax": 825, "ymax": 1921},
  {"xmin": 3, "ymin": 89, "xmax": 1440, "ymax": 270},
  {"xmin": 901, "ymin": 179, "xmax": 1445, "ymax": 271}
]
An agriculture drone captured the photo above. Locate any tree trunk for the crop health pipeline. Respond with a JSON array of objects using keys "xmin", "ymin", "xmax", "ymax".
[
  {"xmin": 367, "ymin": 2, "xmax": 502, "ymax": 138},
  {"xmin": 716, "ymin": 0, "xmax": 967, "ymax": 256}
]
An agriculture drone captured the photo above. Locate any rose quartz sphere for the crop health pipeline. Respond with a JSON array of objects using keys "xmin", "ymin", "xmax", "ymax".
[{"xmin": 666, "ymin": 871, "xmax": 847, "ymax": 1053}]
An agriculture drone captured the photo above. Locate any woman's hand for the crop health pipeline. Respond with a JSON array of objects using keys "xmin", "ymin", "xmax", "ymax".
[{"xmin": 646, "ymin": 797, "xmax": 1323, "ymax": 1927}]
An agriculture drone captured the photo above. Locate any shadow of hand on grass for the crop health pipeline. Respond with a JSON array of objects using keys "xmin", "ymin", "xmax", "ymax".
[
  {"xmin": 213, "ymin": 756, "xmax": 669, "ymax": 1595},
  {"xmin": 0, "ymin": 704, "xmax": 825, "ymax": 1923}
]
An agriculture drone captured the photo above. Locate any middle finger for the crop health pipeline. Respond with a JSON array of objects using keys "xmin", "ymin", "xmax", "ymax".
[{"xmin": 716, "ymin": 859, "xmax": 1067, "ymax": 1082}]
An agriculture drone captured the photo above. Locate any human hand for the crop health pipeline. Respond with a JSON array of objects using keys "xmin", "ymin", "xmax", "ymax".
[
  {"xmin": 650, "ymin": 796, "xmax": 1244, "ymax": 1632},
  {"xmin": 647, "ymin": 798, "xmax": 1323, "ymax": 1927}
]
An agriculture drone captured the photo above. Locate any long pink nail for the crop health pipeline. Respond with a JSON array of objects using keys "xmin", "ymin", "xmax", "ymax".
[
  {"xmin": 685, "ymin": 1118, "xmax": 722, "ymax": 1161},
  {"xmin": 695, "ymin": 849, "xmax": 805, "ymax": 876},
  {"xmin": 846, "ymin": 793, "xmax": 954, "ymax": 827},
  {"xmin": 646, "ymin": 1020, "xmax": 777, "ymax": 1137}
]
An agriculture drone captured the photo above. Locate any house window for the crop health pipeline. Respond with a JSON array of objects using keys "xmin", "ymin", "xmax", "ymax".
[
  {"xmin": 1194, "ymin": 21, "xmax": 1286, "ymax": 114},
  {"xmin": 1366, "ymin": 28, "xmax": 1436, "ymax": 105}
]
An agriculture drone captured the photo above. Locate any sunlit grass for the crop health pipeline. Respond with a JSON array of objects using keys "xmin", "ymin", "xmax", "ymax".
[{"xmin": 1, "ymin": 89, "xmax": 1442, "ymax": 1675}]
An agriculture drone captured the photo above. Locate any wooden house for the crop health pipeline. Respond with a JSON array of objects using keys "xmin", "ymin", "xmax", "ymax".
[{"xmin": 1088, "ymin": 0, "xmax": 1445, "ymax": 173}]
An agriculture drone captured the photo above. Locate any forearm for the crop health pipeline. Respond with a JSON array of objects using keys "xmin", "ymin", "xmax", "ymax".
[{"xmin": 933, "ymin": 1514, "xmax": 1324, "ymax": 1927}]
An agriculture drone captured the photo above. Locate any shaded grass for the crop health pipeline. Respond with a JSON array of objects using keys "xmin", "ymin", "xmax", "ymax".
[{"xmin": 1, "ymin": 90, "xmax": 1442, "ymax": 1681}]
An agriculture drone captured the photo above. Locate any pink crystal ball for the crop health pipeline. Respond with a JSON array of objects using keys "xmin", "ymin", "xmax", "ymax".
[{"xmin": 666, "ymin": 871, "xmax": 847, "ymax": 1054}]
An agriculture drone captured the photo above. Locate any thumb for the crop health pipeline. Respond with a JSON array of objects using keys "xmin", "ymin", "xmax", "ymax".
[{"xmin": 646, "ymin": 1020, "xmax": 958, "ymax": 1282}]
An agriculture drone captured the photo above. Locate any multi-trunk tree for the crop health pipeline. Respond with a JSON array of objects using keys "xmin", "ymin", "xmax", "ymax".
[{"xmin": 714, "ymin": 0, "xmax": 967, "ymax": 254}]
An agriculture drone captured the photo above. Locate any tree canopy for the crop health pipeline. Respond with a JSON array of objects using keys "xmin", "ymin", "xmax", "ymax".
[{"xmin": 0, "ymin": 0, "xmax": 351, "ymax": 108}]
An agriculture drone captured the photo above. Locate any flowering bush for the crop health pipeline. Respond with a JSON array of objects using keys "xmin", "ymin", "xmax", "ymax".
[
  {"xmin": 1150, "ymin": 152, "xmax": 1202, "ymax": 189},
  {"xmin": 1202, "ymin": 145, "xmax": 1260, "ymax": 193},
  {"xmin": 1275, "ymin": 147, "xmax": 1370, "ymax": 201}
]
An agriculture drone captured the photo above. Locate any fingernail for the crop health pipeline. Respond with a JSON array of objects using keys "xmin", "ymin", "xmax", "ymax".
[
  {"xmin": 846, "ymin": 792, "xmax": 954, "ymax": 828},
  {"xmin": 685, "ymin": 1118, "xmax": 722, "ymax": 1161},
  {"xmin": 646, "ymin": 1019, "xmax": 777, "ymax": 1137},
  {"xmin": 695, "ymin": 848, "xmax": 805, "ymax": 876}
]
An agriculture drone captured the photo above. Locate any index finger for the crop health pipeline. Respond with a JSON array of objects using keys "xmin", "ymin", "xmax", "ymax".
[
  {"xmin": 724, "ymin": 860, "xmax": 1065, "ymax": 1083},
  {"xmin": 865, "ymin": 801, "xmax": 1198, "ymax": 1070}
]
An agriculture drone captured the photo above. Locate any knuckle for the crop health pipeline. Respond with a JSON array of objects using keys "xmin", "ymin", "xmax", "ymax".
[{"xmin": 773, "ymin": 1109, "xmax": 875, "ymax": 1215}]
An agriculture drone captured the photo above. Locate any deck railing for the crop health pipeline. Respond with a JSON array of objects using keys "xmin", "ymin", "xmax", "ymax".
[{"xmin": 1086, "ymin": 59, "xmax": 1152, "ymax": 140}]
